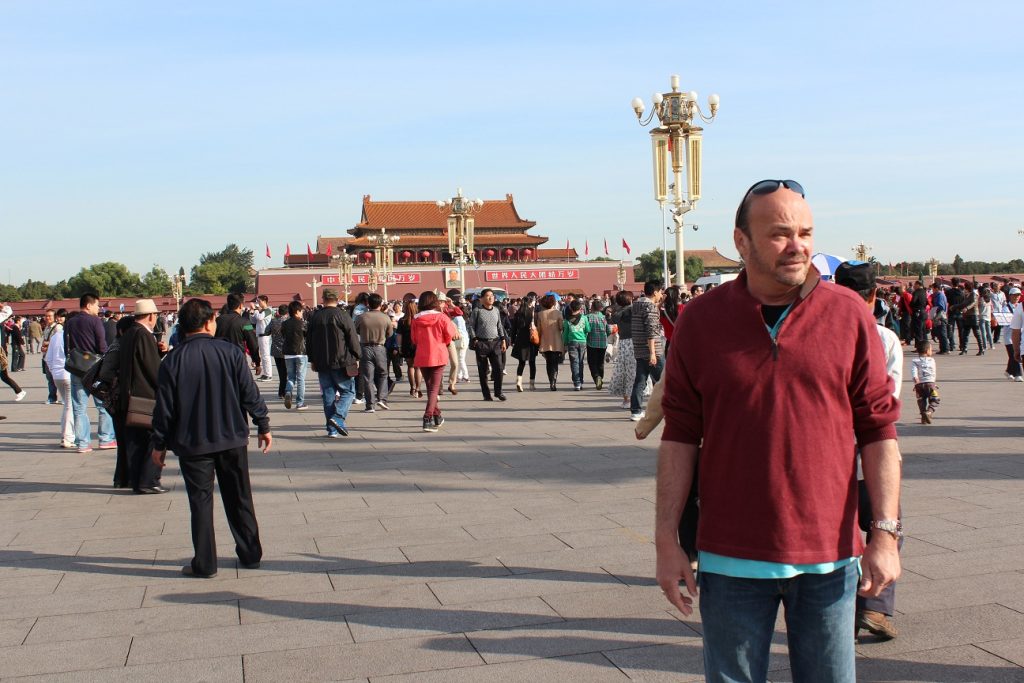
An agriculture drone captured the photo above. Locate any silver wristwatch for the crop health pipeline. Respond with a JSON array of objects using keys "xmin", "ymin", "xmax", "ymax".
[{"xmin": 871, "ymin": 519, "xmax": 903, "ymax": 540}]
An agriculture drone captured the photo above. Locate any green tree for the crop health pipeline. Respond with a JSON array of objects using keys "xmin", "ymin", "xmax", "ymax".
[
  {"xmin": 67, "ymin": 262, "xmax": 143, "ymax": 298},
  {"xmin": 952, "ymin": 254, "xmax": 965, "ymax": 275},
  {"xmin": 191, "ymin": 243, "xmax": 254, "ymax": 294},
  {"xmin": 17, "ymin": 279, "xmax": 53, "ymax": 299},
  {"xmin": 0, "ymin": 284, "xmax": 21, "ymax": 302},
  {"xmin": 589, "ymin": 256, "xmax": 615, "ymax": 262},
  {"xmin": 684, "ymin": 255, "xmax": 704, "ymax": 284},
  {"xmin": 139, "ymin": 267, "xmax": 172, "ymax": 297},
  {"xmin": 633, "ymin": 248, "xmax": 675, "ymax": 283}
]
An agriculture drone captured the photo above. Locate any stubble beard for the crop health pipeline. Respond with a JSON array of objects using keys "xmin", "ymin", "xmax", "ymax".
[{"xmin": 747, "ymin": 241, "xmax": 809, "ymax": 288}]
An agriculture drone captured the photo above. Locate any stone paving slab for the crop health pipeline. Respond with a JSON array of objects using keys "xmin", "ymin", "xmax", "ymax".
[{"xmin": 1, "ymin": 351, "xmax": 1023, "ymax": 680}]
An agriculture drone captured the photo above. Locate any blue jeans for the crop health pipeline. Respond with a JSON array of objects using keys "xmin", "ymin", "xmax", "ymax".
[
  {"xmin": 317, "ymin": 368, "xmax": 355, "ymax": 435},
  {"xmin": 285, "ymin": 356, "xmax": 308, "ymax": 406},
  {"xmin": 69, "ymin": 374, "xmax": 115, "ymax": 448},
  {"xmin": 699, "ymin": 563, "xmax": 858, "ymax": 683},
  {"xmin": 630, "ymin": 354, "xmax": 664, "ymax": 414},
  {"xmin": 566, "ymin": 342, "xmax": 586, "ymax": 387}
]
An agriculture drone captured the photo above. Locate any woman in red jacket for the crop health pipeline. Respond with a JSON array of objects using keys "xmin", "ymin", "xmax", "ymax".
[{"xmin": 410, "ymin": 291, "xmax": 455, "ymax": 433}]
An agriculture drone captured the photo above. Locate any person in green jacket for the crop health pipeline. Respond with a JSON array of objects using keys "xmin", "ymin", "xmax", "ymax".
[{"xmin": 562, "ymin": 299, "xmax": 591, "ymax": 390}]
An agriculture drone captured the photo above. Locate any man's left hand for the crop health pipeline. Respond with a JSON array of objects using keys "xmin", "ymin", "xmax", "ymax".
[
  {"xmin": 151, "ymin": 449, "xmax": 167, "ymax": 468},
  {"xmin": 501, "ymin": 341, "xmax": 507, "ymax": 352},
  {"xmin": 858, "ymin": 537, "xmax": 901, "ymax": 598}
]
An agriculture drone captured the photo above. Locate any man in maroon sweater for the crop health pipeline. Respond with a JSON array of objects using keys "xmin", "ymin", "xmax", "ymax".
[{"xmin": 656, "ymin": 180, "xmax": 902, "ymax": 682}]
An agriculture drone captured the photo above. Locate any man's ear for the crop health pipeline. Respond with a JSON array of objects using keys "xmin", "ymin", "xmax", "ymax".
[{"xmin": 733, "ymin": 228, "xmax": 749, "ymax": 261}]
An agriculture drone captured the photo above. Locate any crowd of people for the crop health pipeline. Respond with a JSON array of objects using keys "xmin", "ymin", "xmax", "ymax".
[{"xmin": 3, "ymin": 187, "xmax": 1024, "ymax": 677}]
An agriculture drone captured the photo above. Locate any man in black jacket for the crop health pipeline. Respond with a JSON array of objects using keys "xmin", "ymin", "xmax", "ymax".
[
  {"xmin": 117, "ymin": 299, "xmax": 165, "ymax": 494},
  {"xmin": 215, "ymin": 293, "xmax": 262, "ymax": 376},
  {"xmin": 151, "ymin": 298, "xmax": 272, "ymax": 579},
  {"xmin": 305, "ymin": 289, "xmax": 361, "ymax": 437}
]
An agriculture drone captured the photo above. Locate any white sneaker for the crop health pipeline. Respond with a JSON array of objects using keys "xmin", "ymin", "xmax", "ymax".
[
  {"xmin": 619, "ymin": 400, "xmax": 631, "ymax": 410},
  {"xmin": 352, "ymin": 398, "xmax": 365, "ymax": 405},
  {"xmin": 1015, "ymin": 377, "xmax": 1024, "ymax": 383},
  {"xmin": 630, "ymin": 412, "xmax": 645, "ymax": 422},
  {"xmin": 15, "ymin": 391, "xmax": 27, "ymax": 402}
]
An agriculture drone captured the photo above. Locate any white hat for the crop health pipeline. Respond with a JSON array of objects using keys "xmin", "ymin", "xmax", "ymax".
[
  {"xmin": 1009, "ymin": 287, "xmax": 1021, "ymax": 296},
  {"xmin": 133, "ymin": 299, "xmax": 159, "ymax": 315}
]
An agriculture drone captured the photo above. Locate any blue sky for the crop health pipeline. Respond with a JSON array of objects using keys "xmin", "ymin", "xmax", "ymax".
[{"xmin": 2, "ymin": 1, "xmax": 1021, "ymax": 284}]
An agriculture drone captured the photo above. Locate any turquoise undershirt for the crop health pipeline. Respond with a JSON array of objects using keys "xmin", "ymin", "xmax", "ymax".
[{"xmin": 699, "ymin": 552, "xmax": 860, "ymax": 579}]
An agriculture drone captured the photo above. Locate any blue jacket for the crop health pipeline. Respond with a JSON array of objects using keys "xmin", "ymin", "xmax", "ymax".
[{"xmin": 150, "ymin": 334, "xmax": 270, "ymax": 457}]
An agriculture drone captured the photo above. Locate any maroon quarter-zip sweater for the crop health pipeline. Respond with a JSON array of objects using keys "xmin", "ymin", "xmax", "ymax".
[{"xmin": 661, "ymin": 270, "xmax": 900, "ymax": 564}]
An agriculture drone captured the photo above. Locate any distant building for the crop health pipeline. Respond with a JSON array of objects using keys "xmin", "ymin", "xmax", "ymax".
[
  {"xmin": 259, "ymin": 193, "xmax": 636, "ymax": 300},
  {"xmin": 688, "ymin": 247, "xmax": 742, "ymax": 273}
]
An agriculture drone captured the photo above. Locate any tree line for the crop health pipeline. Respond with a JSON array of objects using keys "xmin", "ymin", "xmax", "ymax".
[{"xmin": 0, "ymin": 244, "xmax": 256, "ymax": 302}]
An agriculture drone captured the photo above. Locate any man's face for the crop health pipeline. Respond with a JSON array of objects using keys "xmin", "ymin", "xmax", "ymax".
[
  {"xmin": 482, "ymin": 292, "xmax": 495, "ymax": 307},
  {"xmin": 85, "ymin": 301, "xmax": 100, "ymax": 316},
  {"xmin": 693, "ymin": 286, "xmax": 704, "ymax": 296},
  {"xmin": 44, "ymin": 312, "xmax": 54, "ymax": 324},
  {"xmin": 734, "ymin": 189, "xmax": 813, "ymax": 291}
]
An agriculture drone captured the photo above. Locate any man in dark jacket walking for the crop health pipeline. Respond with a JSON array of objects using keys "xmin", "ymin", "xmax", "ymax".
[
  {"xmin": 305, "ymin": 289, "xmax": 361, "ymax": 437},
  {"xmin": 151, "ymin": 298, "xmax": 272, "ymax": 579},
  {"xmin": 215, "ymin": 293, "xmax": 262, "ymax": 376}
]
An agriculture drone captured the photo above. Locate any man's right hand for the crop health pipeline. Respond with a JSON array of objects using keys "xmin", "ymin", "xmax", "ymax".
[{"xmin": 656, "ymin": 542, "xmax": 697, "ymax": 616}]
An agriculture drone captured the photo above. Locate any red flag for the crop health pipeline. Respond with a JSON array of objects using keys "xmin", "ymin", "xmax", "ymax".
[
  {"xmin": 265, "ymin": 243, "xmax": 271, "ymax": 259},
  {"xmin": 326, "ymin": 243, "xmax": 333, "ymax": 257},
  {"xmin": 622, "ymin": 238, "xmax": 631, "ymax": 255},
  {"xmin": 584, "ymin": 240, "xmax": 589, "ymax": 257},
  {"xmin": 285, "ymin": 244, "xmax": 291, "ymax": 259},
  {"xmin": 604, "ymin": 238, "xmax": 609, "ymax": 256}
]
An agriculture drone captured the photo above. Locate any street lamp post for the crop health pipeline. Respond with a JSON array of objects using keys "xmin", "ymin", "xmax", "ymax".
[
  {"xmin": 172, "ymin": 267, "xmax": 187, "ymax": 310},
  {"xmin": 437, "ymin": 188, "xmax": 484, "ymax": 292},
  {"xmin": 632, "ymin": 75, "xmax": 719, "ymax": 288},
  {"xmin": 367, "ymin": 228, "xmax": 401, "ymax": 302},
  {"xmin": 331, "ymin": 252, "xmax": 358, "ymax": 304}
]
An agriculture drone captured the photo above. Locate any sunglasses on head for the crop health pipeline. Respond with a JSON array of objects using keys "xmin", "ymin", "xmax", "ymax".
[{"xmin": 743, "ymin": 179, "xmax": 805, "ymax": 199}]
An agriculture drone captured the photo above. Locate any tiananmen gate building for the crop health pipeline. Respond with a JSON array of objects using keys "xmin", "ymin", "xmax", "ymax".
[{"xmin": 255, "ymin": 194, "xmax": 639, "ymax": 301}]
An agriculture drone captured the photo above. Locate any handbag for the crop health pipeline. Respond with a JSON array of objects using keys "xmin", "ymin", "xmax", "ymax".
[
  {"xmin": 65, "ymin": 347, "xmax": 101, "ymax": 378},
  {"xmin": 125, "ymin": 396, "xmax": 155, "ymax": 429},
  {"xmin": 529, "ymin": 323, "xmax": 540, "ymax": 346}
]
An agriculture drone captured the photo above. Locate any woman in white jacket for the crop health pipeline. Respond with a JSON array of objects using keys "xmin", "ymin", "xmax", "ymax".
[{"xmin": 43, "ymin": 309, "xmax": 74, "ymax": 448}]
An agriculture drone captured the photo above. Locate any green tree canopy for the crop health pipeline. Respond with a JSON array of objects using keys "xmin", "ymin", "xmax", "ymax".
[
  {"xmin": 139, "ymin": 267, "xmax": 172, "ymax": 297},
  {"xmin": 66, "ymin": 262, "xmax": 144, "ymax": 298},
  {"xmin": 633, "ymin": 249, "xmax": 705, "ymax": 285},
  {"xmin": 191, "ymin": 243, "xmax": 254, "ymax": 294},
  {"xmin": 0, "ymin": 284, "xmax": 21, "ymax": 302}
]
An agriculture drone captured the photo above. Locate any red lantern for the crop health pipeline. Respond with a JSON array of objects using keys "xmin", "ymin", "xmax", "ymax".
[
  {"xmin": 484, "ymin": 249, "xmax": 496, "ymax": 258},
  {"xmin": 401, "ymin": 250, "xmax": 412, "ymax": 261},
  {"xmin": 503, "ymin": 248, "xmax": 514, "ymax": 257},
  {"xmin": 361, "ymin": 251, "xmax": 373, "ymax": 262},
  {"xmin": 523, "ymin": 248, "xmax": 533, "ymax": 259},
  {"xmin": 419, "ymin": 250, "xmax": 432, "ymax": 260}
]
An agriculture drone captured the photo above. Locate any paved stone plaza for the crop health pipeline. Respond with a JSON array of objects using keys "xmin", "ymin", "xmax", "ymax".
[{"xmin": 1, "ymin": 351, "xmax": 1023, "ymax": 681}]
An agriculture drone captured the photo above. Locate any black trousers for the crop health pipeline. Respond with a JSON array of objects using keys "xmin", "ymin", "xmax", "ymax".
[
  {"xmin": 0, "ymin": 367, "xmax": 22, "ymax": 395},
  {"xmin": 856, "ymin": 480, "xmax": 903, "ymax": 616},
  {"xmin": 543, "ymin": 350, "xmax": 561, "ymax": 384},
  {"xmin": 960, "ymin": 316, "xmax": 983, "ymax": 352},
  {"xmin": 586, "ymin": 346, "xmax": 606, "ymax": 381},
  {"xmin": 515, "ymin": 345, "xmax": 538, "ymax": 380},
  {"xmin": 179, "ymin": 446, "xmax": 262, "ymax": 575},
  {"xmin": 124, "ymin": 425, "xmax": 161, "ymax": 491},
  {"xmin": 274, "ymin": 357, "xmax": 287, "ymax": 397},
  {"xmin": 111, "ymin": 413, "xmax": 129, "ymax": 487},
  {"xmin": 474, "ymin": 339, "xmax": 503, "ymax": 398}
]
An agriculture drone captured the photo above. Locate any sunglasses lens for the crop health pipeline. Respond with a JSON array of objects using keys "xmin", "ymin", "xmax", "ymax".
[
  {"xmin": 782, "ymin": 180, "xmax": 805, "ymax": 197},
  {"xmin": 749, "ymin": 180, "xmax": 781, "ymax": 196}
]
